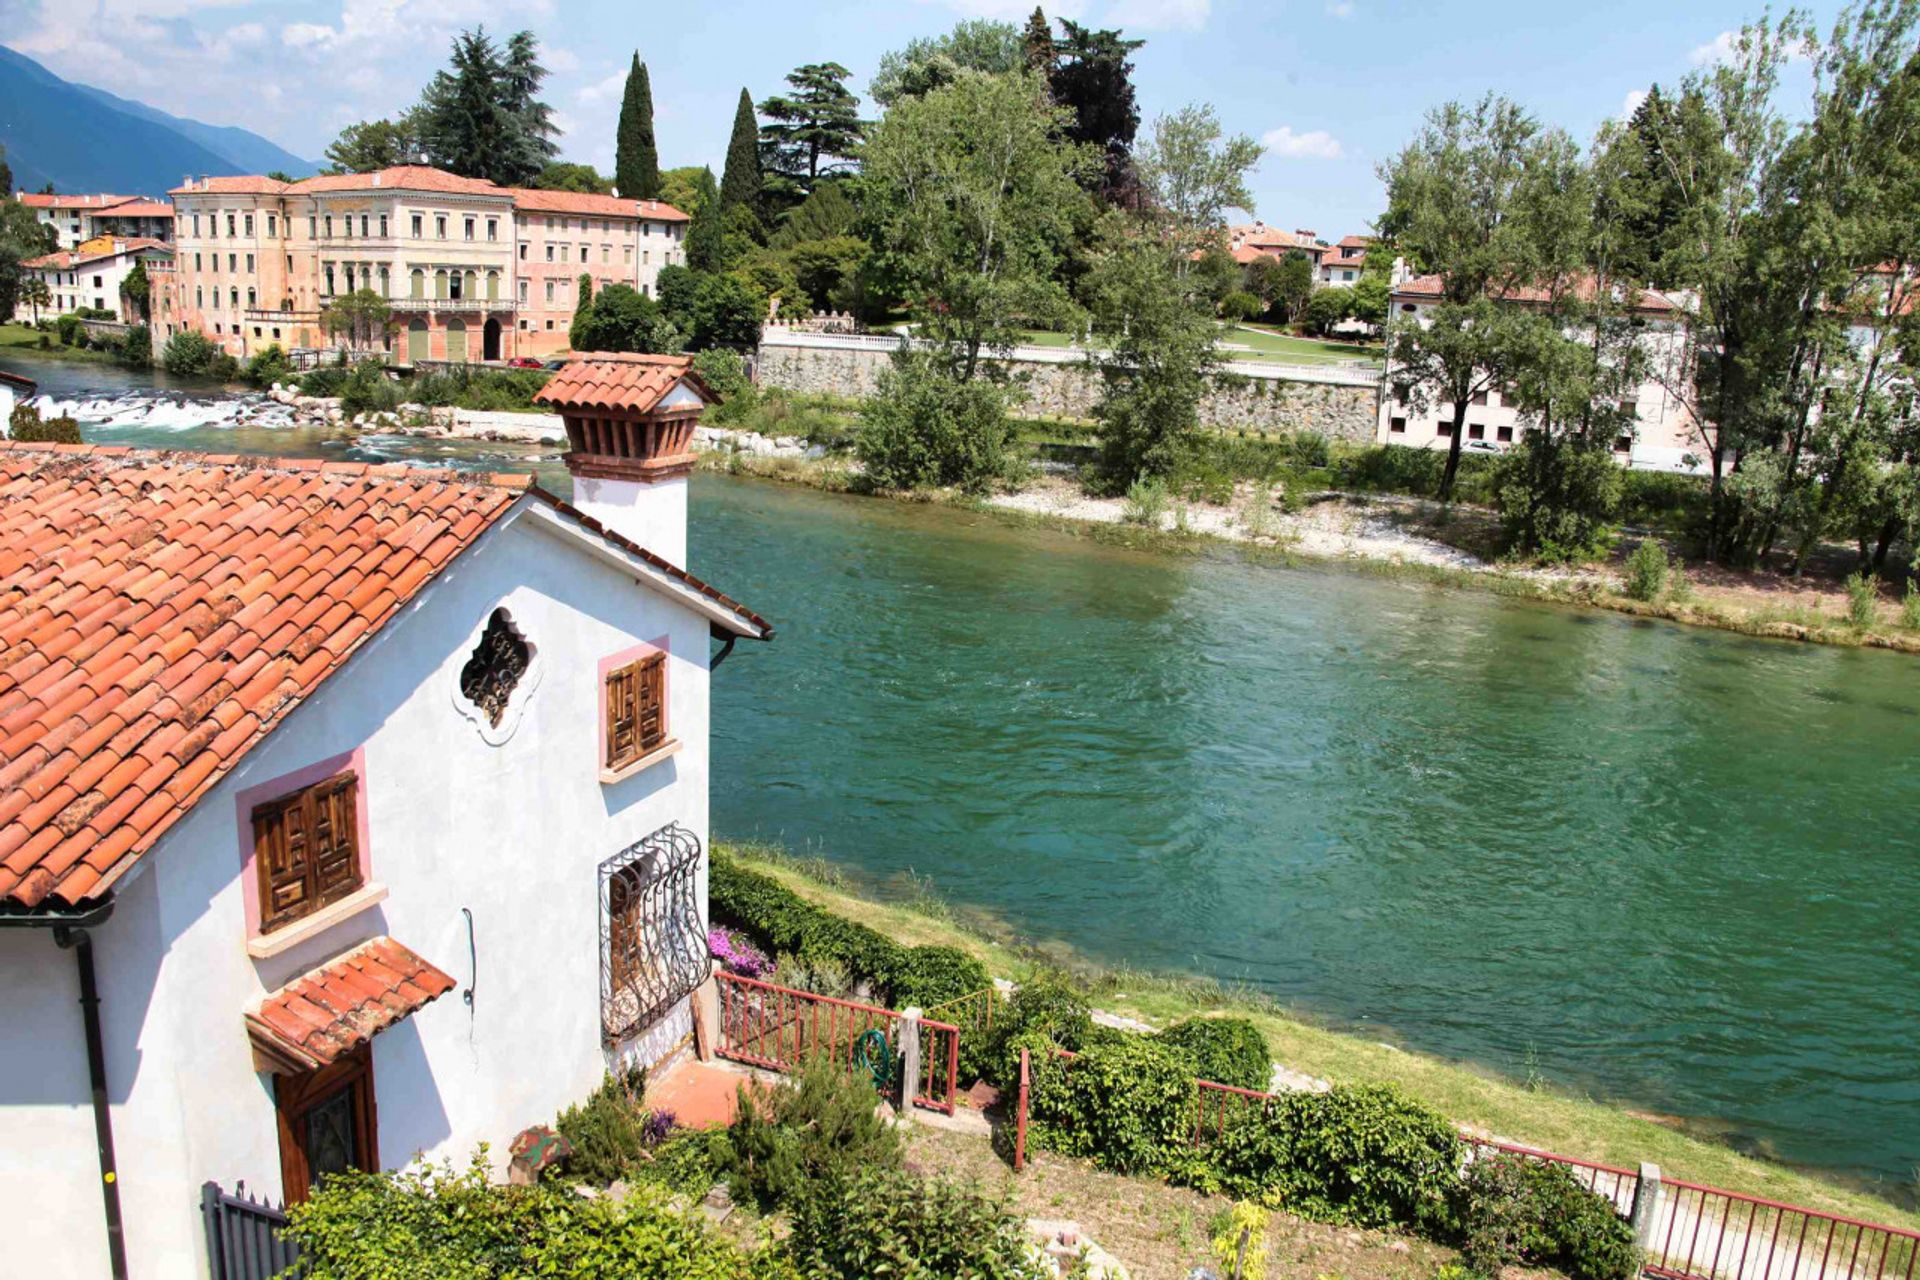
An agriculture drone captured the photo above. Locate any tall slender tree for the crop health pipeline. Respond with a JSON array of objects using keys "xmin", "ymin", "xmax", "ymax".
[
  {"xmin": 1023, "ymin": 8, "xmax": 1056, "ymax": 75},
  {"xmin": 1051, "ymin": 21, "xmax": 1145, "ymax": 202},
  {"xmin": 498, "ymin": 30, "xmax": 560, "ymax": 185},
  {"xmin": 615, "ymin": 55, "xmax": 662, "ymax": 199},
  {"xmin": 720, "ymin": 88, "xmax": 764, "ymax": 213}
]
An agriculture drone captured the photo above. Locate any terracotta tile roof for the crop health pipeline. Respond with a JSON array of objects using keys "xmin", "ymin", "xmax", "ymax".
[
  {"xmin": 245, "ymin": 937, "xmax": 455, "ymax": 1072},
  {"xmin": 0, "ymin": 445, "xmax": 529, "ymax": 911},
  {"xmin": 95, "ymin": 201, "xmax": 174, "ymax": 220},
  {"xmin": 288, "ymin": 166, "xmax": 509, "ymax": 198},
  {"xmin": 28, "ymin": 238, "xmax": 175, "ymax": 270},
  {"xmin": 1393, "ymin": 273, "xmax": 1681, "ymax": 315},
  {"xmin": 1336, "ymin": 235, "xmax": 1373, "ymax": 249},
  {"xmin": 170, "ymin": 176, "xmax": 290, "ymax": 196},
  {"xmin": 533, "ymin": 353, "xmax": 716, "ymax": 415},
  {"xmin": 18, "ymin": 193, "xmax": 137, "ymax": 210},
  {"xmin": 508, "ymin": 188, "xmax": 690, "ymax": 222}
]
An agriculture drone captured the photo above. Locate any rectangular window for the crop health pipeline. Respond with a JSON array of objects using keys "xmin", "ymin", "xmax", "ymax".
[
  {"xmin": 546, "ymin": 244, "xmax": 555, "ymax": 262},
  {"xmin": 252, "ymin": 771, "xmax": 363, "ymax": 934},
  {"xmin": 545, "ymin": 280, "xmax": 555, "ymax": 302},
  {"xmin": 244, "ymin": 214, "xmax": 254, "ymax": 236},
  {"xmin": 1615, "ymin": 435, "xmax": 1633, "ymax": 453},
  {"xmin": 604, "ymin": 653, "xmax": 666, "ymax": 773},
  {"xmin": 267, "ymin": 214, "xmax": 277, "ymax": 237},
  {"xmin": 194, "ymin": 252, "xmax": 202, "ymax": 271},
  {"xmin": 324, "ymin": 215, "xmax": 333, "ymax": 238},
  {"xmin": 412, "ymin": 213, "xmax": 423, "ymax": 237},
  {"xmin": 519, "ymin": 280, "xmax": 528, "ymax": 302},
  {"xmin": 1468, "ymin": 423, "xmax": 1485, "ymax": 440},
  {"xmin": 624, "ymin": 245, "xmax": 633, "ymax": 265},
  {"xmin": 1389, "ymin": 417, "xmax": 1407, "ymax": 434},
  {"xmin": 519, "ymin": 243, "xmax": 528, "ymax": 260},
  {"xmin": 309, "ymin": 216, "xmax": 317, "ymax": 239},
  {"xmin": 227, "ymin": 213, "xmax": 236, "ymax": 236},
  {"xmin": 1471, "ymin": 390, "xmax": 1488, "ymax": 406},
  {"xmin": 1497, "ymin": 425, "xmax": 1514, "ymax": 443},
  {"xmin": 1437, "ymin": 422, "xmax": 1456, "ymax": 439},
  {"xmin": 560, "ymin": 244, "xmax": 570, "ymax": 263},
  {"xmin": 379, "ymin": 215, "xmax": 388, "ymax": 237},
  {"xmin": 464, "ymin": 216, "xmax": 475, "ymax": 241},
  {"xmin": 487, "ymin": 218, "xmax": 498, "ymax": 241},
  {"xmin": 601, "ymin": 244, "xmax": 611, "ymax": 264},
  {"xmin": 193, "ymin": 213, "xmax": 202, "ymax": 236},
  {"xmin": 359, "ymin": 214, "xmax": 368, "ymax": 238},
  {"xmin": 245, "ymin": 253, "xmax": 254, "ymax": 272},
  {"xmin": 228, "ymin": 253, "xmax": 237, "ymax": 273},
  {"xmin": 436, "ymin": 214, "xmax": 447, "ymax": 239}
]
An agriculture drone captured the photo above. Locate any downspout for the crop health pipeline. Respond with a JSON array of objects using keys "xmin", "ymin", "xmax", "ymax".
[
  {"xmin": 0, "ymin": 899, "xmax": 126, "ymax": 1279},
  {"xmin": 709, "ymin": 630, "xmax": 738, "ymax": 671}
]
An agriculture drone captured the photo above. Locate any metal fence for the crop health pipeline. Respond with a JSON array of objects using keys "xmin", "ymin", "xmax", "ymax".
[
  {"xmin": 200, "ymin": 1181, "xmax": 299, "ymax": 1280},
  {"xmin": 713, "ymin": 971, "xmax": 962, "ymax": 1114}
]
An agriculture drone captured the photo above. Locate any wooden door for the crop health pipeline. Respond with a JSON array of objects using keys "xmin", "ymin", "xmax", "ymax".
[{"xmin": 274, "ymin": 1046, "xmax": 377, "ymax": 1203}]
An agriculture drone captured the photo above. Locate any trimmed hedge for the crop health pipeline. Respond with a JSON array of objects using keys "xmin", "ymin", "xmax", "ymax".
[
  {"xmin": 1024, "ymin": 1034, "xmax": 1202, "ymax": 1176},
  {"xmin": 984, "ymin": 976, "xmax": 1094, "ymax": 1090},
  {"xmin": 710, "ymin": 858, "xmax": 906, "ymax": 995},
  {"xmin": 1156, "ymin": 1016, "xmax": 1272, "ymax": 1092},
  {"xmin": 1459, "ymin": 1152, "xmax": 1640, "ymax": 1280}
]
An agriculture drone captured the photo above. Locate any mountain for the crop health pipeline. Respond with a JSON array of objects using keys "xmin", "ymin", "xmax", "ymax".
[{"xmin": 0, "ymin": 44, "xmax": 319, "ymax": 197}]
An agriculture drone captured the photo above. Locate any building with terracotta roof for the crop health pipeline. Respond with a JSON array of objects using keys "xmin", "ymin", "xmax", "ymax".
[
  {"xmin": 16, "ymin": 192, "xmax": 171, "ymax": 249},
  {"xmin": 0, "ymin": 357, "xmax": 768, "ymax": 1276},
  {"xmin": 21, "ymin": 236, "xmax": 174, "ymax": 321},
  {"xmin": 1379, "ymin": 274, "xmax": 1712, "ymax": 471},
  {"xmin": 158, "ymin": 167, "xmax": 687, "ymax": 362}
]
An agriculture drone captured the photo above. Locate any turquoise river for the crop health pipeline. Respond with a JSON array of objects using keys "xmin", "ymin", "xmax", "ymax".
[{"xmin": 9, "ymin": 354, "xmax": 1918, "ymax": 1196}]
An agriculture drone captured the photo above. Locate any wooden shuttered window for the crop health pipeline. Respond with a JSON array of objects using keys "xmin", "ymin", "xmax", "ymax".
[
  {"xmin": 254, "ymin": 771, "xmax": 364, "ymax": 934},
  {"xmin": 604, "ymin": 652, "xmax": 666, "ymax": 772}
]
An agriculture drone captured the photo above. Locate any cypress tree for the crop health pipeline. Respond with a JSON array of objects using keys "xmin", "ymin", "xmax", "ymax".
[
  {"xmin": 615, "ymin": 55, "xmax": 662, "ymax": 199},
  {"xmin": 1023, "ymin": 7, "xmax": 1055, "ymax": 76},
  {"xmin": 720, "ymin": 87, "xmax": 762, "ymax": 212}
]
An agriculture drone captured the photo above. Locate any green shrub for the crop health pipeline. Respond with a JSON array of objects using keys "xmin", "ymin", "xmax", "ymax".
[
  {"xmin": 691, "ymin": 347, "xmax": 753, "ymax": 402},
  {"xmin": 1334, "ymin": 444, "xmax": 1499, "ymax": 505},
  {"xmin": 1846, "ymin": 571, "xmax": 1878, "ymax": 628},
  {"xmin": 787, "ymin": 1168, "xmax": 1050, "ymax": 1280},
  {"xmin": 161, "ymin": 328, "xmax": 222, "ymax": 376},
  {"xmin": 118, "ymin": 325, "xmax": 151, "ymax": 367},
  {"xmin": 1025, "ymin": 1033, "xmax": 1199, "ymax": 1175},
  {"xmin": 297, "ymin": 365, "xmax": 351, "ymax": 397},
  {"xmin": 8, "ymin": 404, "xmax": 82, "ymax": 444},
  {"xmin": 1618, "ymin": 469, "xmax": 1709, "ymax": 531},
  {"xmin": 888, "ymin": 945, "xmax": 991, "ymax": 1013},
  {"xmin": 713, "ymin": 1053, "xmax": 902, "ymax": 1211},
  {"xmin": 709, "ymin": 857, "xmax": 906, "ymax": 996},
  {"xmin": 1902, "ymin": 586, "xmax": 1920, "ymax": 630},
  {"xmin": 1496, "ymin": 433, "xmax": 1622, "ymax": 564},
  {"xmin": 1157, "ymin": 1017, "xmax": 1271, "ymax": 1092},
  {"xmin": 856, "ymin": 349, "xmax": 1019, "ymax": 493},
  {"xmin": 554, "ymin": 1067, "xmax": 650, "ymax": 1186},
  {"xmin": 1122, "ymin": 477, "xmax": 1170, "ymax": 526},
  {"xmin": 1623, "ymin": 540, "xmax": 1670, "ymax": 602},
  {"xmin": 1457, "ymin": 1153, "xmax": 1639, "ymax": 1280},
  {"xmin": 282, "ymin": 1154, "xmax": 755, "ymax": 1280},
  {"xmin": 54, "ymin": 313, "xmax": 83, "ymax": 347},
  {"xmin": 985, "ymin": 975, "xmax": 1093, "ymax": 1090},
  {"xmin": 340, "ymin": 359, "xmax": 401, "ymax": 416},
  {"xmin": 1219, "ymin": 290, "xmax": 1265, "ymax": 322},
  {"xmin": 407, "ymin": 366, "xmax": 551, "ymax": 412},
  {"xmin": 245, "ymin": 344, "xmax": 294, "ymax": 388},
  {"xmin": 1208, "ymin": 1084, "xmax": 1464, "ymax": 1233}
]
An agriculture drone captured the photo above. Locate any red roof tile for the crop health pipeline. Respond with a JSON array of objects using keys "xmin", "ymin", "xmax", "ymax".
[
  {"xmin": 245, "ymin": 937, "xmax": 455, "ymax": 1072},
  {"xmin": 532, "ymin": 353, "xmax": 716, "ymax": 415},
  {"xmin": 17, "ymin": 193, "xmax": 138, "ymax": 210},
  {"xmin": 508, "ymin": 188, "xmax": 690, "ymax": 222},
  {"xmin": 170, "ymin": 176, "xmax": 290, "ymax": 196},
  {"xmin": 1392, "ymin": 273, "xmax": 1682, "ymax": 315},
  {"xmin": 288, "ymin": 165, "xmax": 509, "ymax": 198},
  {"xmin": 96, "ymin": 202, "xmax": 174, "ymax": 220}
]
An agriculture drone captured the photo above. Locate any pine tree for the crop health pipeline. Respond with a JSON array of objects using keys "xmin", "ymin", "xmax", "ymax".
[
  {"xmin": 1023, "ymin": 7, "xmax": 1055, "ymax": 76},
  {"xmin": 1053, "ymin": 20, "xmax": 1145, "ymax": 202},
  {"xmin": 615, "ymin": 55, "xmax": 662, "ymax": 199},
  {"xmin": 759, "ymin": 63, "xmax": 867, "ymax": 201},
  {"xmin": 685, "ymin": 167, "xmax": 726, "ymax": 271},
  {"xmin": 720, "ymin": 88, "xmax": 763, "ymax": 212},
  {"xmin": 498, "ymin": 31, "xmax": 560, "ymax": 186}
]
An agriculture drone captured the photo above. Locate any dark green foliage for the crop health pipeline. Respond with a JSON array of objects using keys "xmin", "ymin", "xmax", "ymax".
[
  {"xmin": 281, "ymin": 1154, "xmax": 754, "ymax": 1279},
  {"xmin": 159, "ymin": 327, "xmax": 221, "ymax": 376},
  {"xmin": 324, "ymin": 118, "xmax": 420, "ymax": 174},
  {"xmin": 709, "ymin": 857, "xmax": 907, "ymax": 994},
  {"xmin": 984, "ymin": 976, "xmax": 1094, "ymax": 1089},
  {"xmin": 1156, "ymin": 1017, "xmax": 1270, "ymax": 1092},
  {"xmin": 1025, "ymin": 1034, "xmax": 1199, "ymax": 1175},
  {"xmin": 1302, "ymin": 287, "xmax": 1352, "ymax": 337},
  {"xmin": 1023, "ymin": 7, "xmax": 1056, "ymax": 74},
  {"xmin": 119, "ymin": 259, "xmax": 150, "ymax": 320},
  {"xmin": 682, "ymin": 170, "xmax": 726, "ymax": 271},
  {"xmin": 713, "ymin": 1053, "xmax": 902, "ymax": 1212},
  {"xmin": 1333, "ymin": 443, "xmax": 1500, "ymax": 505},
  {"xmin": 787, "ymin": 1168, "xmax": 1049, "ymax": 1280},
  {"xmin": 759, "ymin": 63, "xmax": 867, "ymax": 204},
  {"xmin": 339, "ymin": 360, "xmax": 402, "ymax": 416},
  {"xmin": 1050, "ymin": 20, "xmax": 1144, "ymax": 201},
  {"xmin": 688, "ymin": 271, "xmax": 767, "ymax": 350},
  {"xmin": 117, "ymin": 324, "xmax": 150, "ymax": 367},
  {"xmin": 8, "ymin": 404, "xmax": 81, "ymax": 444},
  {"xmin": 1495, "ymin": 433, "xmax": 1622, "ymax": 563},
  {"xmin": 784, "ymin": 236, "xmax": 866, "ymax": 311},
  {"xmin": 570, "ymin": 283, "xmax": 680, "ymax": 354},
  {"xmin": 690, "ymin": 347, "xmax": 752, "ymax": 401},
  {"xmin": 1624, "ymin": 539, "xmax": 1671, "ymax": 602},
  {"xmin": 412, "ymin": 28, "xmax": 556, "ymax": 186},
  {"xmin": 856, "ymin": 348, "xmax": 1019, "ymax": 492},
  {"xmin": 615, "ymin": 56, "xmax": 661, "ymax": 200},
  {"xmin": 889, "ymin": 945, "xmax": 992, "ymax": 1012},
  {"xmin": 1219, "ymin": 290, "xmax": 1263, "ymax": 322},
  {"xmin": 244, "ymin": 344, "xmax": 293, "ymax": 388},
  {"xmin": 531, "ymin": 162, "xmax": 611, "ymax": 194},
  {"xmin": 54, "ymin": 313, "xmax": 83, "ymax": 346},
  {"xmin": 1458, "ymin": 1153, "xmax": 1640, "ymax": 1280},
  {"xmin": 554, "ymin": 1068, "xmax": 651, "ymax": 1186},
  {"xmin": 1208, "ymin": 1084, "xmax": 1465, "ymax": 1233},
  {"xmin": 720, "ymin": 88, "xmax": 763, "ymax": 213},
  {"xmin": 767, "ymin": 183, "xmax": 858, "ymax": 250}
]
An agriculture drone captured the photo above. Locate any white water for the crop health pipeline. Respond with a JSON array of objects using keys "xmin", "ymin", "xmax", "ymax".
[{"xmin": 23, "ymin": 390, "xmax": 300, "ymax": 432}]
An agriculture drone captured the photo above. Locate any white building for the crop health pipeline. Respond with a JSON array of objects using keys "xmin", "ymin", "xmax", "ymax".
[
  {"xmin": 21, "ymin": 237, "xmax": 174, "ymax": 321},
  {"xmin": 1378, "ymin": 274, "xmax": 1713, "ymax": 473},
  {"xmin": 17, "ymin": 193, "xmax": 173, "ymax": 250},
  {"xmin": 0, "ymin": 354, "xmax": 771, "ymax": 1278}
]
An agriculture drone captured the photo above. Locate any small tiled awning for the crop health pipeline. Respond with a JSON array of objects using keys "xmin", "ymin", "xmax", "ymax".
[{"xmin": 245, "ymin": 937, "xmax": 456, "ymax": 1075}]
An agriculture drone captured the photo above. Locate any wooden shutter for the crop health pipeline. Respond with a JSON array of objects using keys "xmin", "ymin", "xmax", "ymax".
[
  {"xmin": 636, "ymin": 652, "xmax": 665, "ymax": 753},
  {"xmin": 605, "ymin": 652, "xmax": 667, "ymax": 771},
  {"xmin": 255, "ymin": 771, "xmax": 363, "ymax": 934}
]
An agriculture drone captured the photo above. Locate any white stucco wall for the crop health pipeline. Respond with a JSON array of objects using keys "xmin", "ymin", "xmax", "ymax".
[{"xmin": 0, "ymin": 501, "xmax": 718, "ymax": 1278}]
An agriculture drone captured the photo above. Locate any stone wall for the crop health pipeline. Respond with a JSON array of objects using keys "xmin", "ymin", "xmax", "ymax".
[{"xmin": 754, "ymin": 334, "xmax": 1382, "ymax": 444}]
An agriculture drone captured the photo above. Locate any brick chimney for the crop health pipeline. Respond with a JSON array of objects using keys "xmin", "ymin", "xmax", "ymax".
[{"xmin": 531, "ymin": 353, "xmax": 713, "ymax": 565}]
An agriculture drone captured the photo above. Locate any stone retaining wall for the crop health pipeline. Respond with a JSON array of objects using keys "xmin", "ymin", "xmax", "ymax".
[{"xmin": 754, "ymin": 334, "xmax": 1382, "ymax": 444}]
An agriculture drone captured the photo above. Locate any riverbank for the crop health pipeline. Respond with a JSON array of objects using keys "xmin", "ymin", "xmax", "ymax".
[
  {"xmin": 0, "ymin": 323, "xmax": 122, "ymax": 364},
  {"xmin": 699, "ymin": 446, "xmax": 1920, "ymax": 655},
  {"xmin": 714, "ymin": 841, "xmax": 1920, "ymax": 1230}
]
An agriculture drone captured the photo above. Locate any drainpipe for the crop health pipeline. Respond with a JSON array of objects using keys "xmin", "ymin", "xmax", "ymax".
[
  {"xmin": 0, "ymin": 900, "xmax": 126, "ymax": 1279},
  {"xmin": 709, "ymin": 624, "xmax": 738, "ymax": 672}
]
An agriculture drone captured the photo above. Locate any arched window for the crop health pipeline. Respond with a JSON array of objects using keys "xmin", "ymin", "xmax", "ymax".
[
  {"xmin": 435, "ymin": 269, "xmax": 448, "ymax": 300},
  {"xmin": 486, "ymin": 270, "xmax": 499, "ymax": 301},
  {"xmin": 410, "ymin": 269, "xmax": 424, "ymax": 299}
]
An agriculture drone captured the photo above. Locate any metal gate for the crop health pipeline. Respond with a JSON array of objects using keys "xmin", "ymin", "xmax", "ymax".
[
  {"xmin": 599, "ymin": 821, "xmax": 710, "ymax": 1045},
  {"xmin": 201, "ymin": 1182, "xmax": 299, "ymax": 1280}
]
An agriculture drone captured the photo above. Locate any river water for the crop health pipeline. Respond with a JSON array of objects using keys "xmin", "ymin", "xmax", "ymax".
[{"xmin": 9, "ymin": 354, "xmax": 1918, "ymax": 1195}]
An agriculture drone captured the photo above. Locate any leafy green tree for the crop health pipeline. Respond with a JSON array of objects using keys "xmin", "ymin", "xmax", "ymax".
[
  {"xmin": 768, "ymin": 182, "xmax": 858, "ymax": 249},
  {"xmin": 531, "ymin": 162, "xmax": 611, "ymax": 194},
  {"xmin": 119, "ymin": 259, "xmax": 150, "ymax": 321},
  {"xmin": 18, "ymin": 276, "xmax": 50, "ymax": 324},
  {"xmin": 856, "ymin": 349, "xmax": 1021, "ymax": 491},
  {"xmin": 1275, "ymin": 252, "xmax": 1314, "ymax": 322},
  {"xmin": 570, "ymin": 284, "xmax": 679, "ymax": 353},
  {"xmin": 659, "ymin": 166, "xmax": 709, "ymax": 213},
  {"xmin": 413, "ymin": 28, "xmax": 556, "ymax": 186},
  {"xmin": 862, "ymin": 69, "xmax": 1093, "ymax": 379},
  {"xmin": 759, "ymin": 63, "xmax": 868, "ymax": 201},
  {"xmin": 1348, "ymin": 266, "xmax": 1390, "ymax": 329},
  {"xmin": 323, "ymin": 117, "xmax": 421, "ymax": 174},
  {"xmin": 720, "ymin": 88, "xmax": 763, "ymax": 213},
  {"xmin": 870, "ymin": 20, "xmax": 1023, "ymax": 107},
  {"xmin": 118, "ymin": 324, "xmax": 151, "ymax": 367},
  {"xmin": 1023, "ymin": 7, "xmax": 1056, "ymax": 75},
  {"xmin": 1302, "ymin": 286, "xmax": 1352, "ymax": 336},
  {"xmin": 787, "ymin": 236, "xmax": 867, "ymax": 310},
  {"xmin": 1051, "ymin": 21, "xmax": 1146, "ymax": 202},
  {"xmin": 614, "ymin": 55, "xmax": 661, "ymax": 199},
  {"xmin": 0, "ymin": 197, "xmax": 56, "ymax": 320},
  {"xmin": 321, "ymin": 288, "xmax": 393, "ymax": 353},
  {"xmin": 161, "ymin": 329, "xmax": 221, "ymax": 376},
  {"xmin": 656, "ymin": 267, "xmax": 764, "ymax": 350}
]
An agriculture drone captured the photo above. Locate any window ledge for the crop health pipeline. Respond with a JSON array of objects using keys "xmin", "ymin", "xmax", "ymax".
[
  {"xmin": 247, "ymin": 882, "xmax": 389, "ymax": 959},
  {"xmin": 600, "ymin": 738, "xmax": 681, "ymax": 786}
]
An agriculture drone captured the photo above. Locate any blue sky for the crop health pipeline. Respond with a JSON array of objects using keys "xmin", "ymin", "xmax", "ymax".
[{"xmin": 1, "ymin": 0, "xmax": 1841, "ymax": 236}]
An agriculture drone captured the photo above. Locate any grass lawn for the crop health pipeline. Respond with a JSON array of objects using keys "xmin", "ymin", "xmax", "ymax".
[
  {"xmin": 1225, "ymin": 323, "xmax": 1384, "ymax": 366},
  {"xmin": 0, "ymin": 322, "xmax": 115, "ymax": 363},
  {"xmin": 717, "ymin": 842, "xmax": 1920, "ymax": 1230}
]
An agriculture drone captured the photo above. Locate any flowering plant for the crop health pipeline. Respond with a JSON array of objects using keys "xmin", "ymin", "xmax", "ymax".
[{"xmin": 708, "ymin": 927, "xmax": 772, "ymax": 978}]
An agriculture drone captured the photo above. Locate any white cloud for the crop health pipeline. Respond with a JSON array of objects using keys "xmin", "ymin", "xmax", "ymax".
[
  {"xmin": 1325, "ymin": 1, "xmax": 1354, "ymax": 17},
  {"xmin": 1689, "ymin": 30, "xmax": 1738, "ymax": 66},
  {"xmin": 1619, "ymin": 87, "xmax": 1648, "ymax": 120},
  {"xmin": 545, "ymin": 46, "xmax": 580, "ymax": 74},
  {"xmin": 577, "ymin": 69, "xmax": 627, "ymax": 104},
  {"xmin": 1105, "ymin": 0, "xmax": 1210, "ymax": 30},
  {"xmin": 1262, "ymin": 126, "xmax": 1343, "ymax": 160}
]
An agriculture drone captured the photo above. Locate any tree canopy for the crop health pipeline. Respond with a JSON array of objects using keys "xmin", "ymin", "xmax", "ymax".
[
  {"xmin": 615, "ymin": 55, "xmax": 661, "ymax": 199},
  {"xmin": 759, "ymin": 63, "xmax": 868, "ymax": 201},
  {"xmin": 410, "ymin": 27, "xmax": 558, "ymax": 186},
  {"xmin": 1050, "ymin": 20, "xmax": 1145, "ymax": 202},
  {"xmin": 870, "ymin": 20, "xmax": 1024, "ymax": 106},
  {"xmin": 323, "ymin": 118, "xmax": 421, "ymax": 174}
]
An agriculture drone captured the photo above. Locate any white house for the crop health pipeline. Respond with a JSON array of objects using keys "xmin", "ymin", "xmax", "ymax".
[
  {"xmin": 16, "ymin": 193, "xmax": 171, "ymax": 251},
  {"xmin": 0, "ymin": 353, "xmax": 771, "ymax": 1279},
  {"xmin": 21, "ymin": 236, "xmax": 174, "ymax": 321}
]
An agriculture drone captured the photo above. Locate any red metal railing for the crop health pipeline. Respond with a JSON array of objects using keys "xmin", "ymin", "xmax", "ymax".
[
  {"xmin": 1018, "ymin": 1053, "xmax": 1920, "ymax": 1280},
  {"xmin": 925, "ymin": 986, "xmax": 1001, "ymax": 1041},
  {"xmin": 713, "ymin": 971, "xmax": 961, "ymax": 1114}
]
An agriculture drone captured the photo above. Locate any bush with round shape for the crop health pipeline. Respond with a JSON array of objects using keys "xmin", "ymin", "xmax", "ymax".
[
  {"xmin": 161, "ymin": 328, "xmax": 221, "ymax": 377},
  {"xmin": 984, "ymin": 975, "xmax": 1093, "ymax": 1089},
  {"xmin": 1458, "ymin": 1152, "xmax": 1639, "ymax": 1280},
  {"xmin": 1025, "ymin": 1033, "xmax": 1199, "ymax": 1175},
  {"xmin": 713, "ymin": 1052, "xmax": 902, "ymax": 1212},
  {"xmin": 787, "ymin": 1167, "xmax": 1051, "ymax": 1280},
  {"xmin": 1157, "ymin": 1016, "xmax": 1271, "ymax": 1092}
]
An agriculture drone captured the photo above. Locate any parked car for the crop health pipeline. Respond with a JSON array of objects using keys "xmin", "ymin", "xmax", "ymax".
[{"xmin": 505, "ymin": 356, "xmax": 544, "ymax": 369}]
